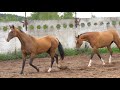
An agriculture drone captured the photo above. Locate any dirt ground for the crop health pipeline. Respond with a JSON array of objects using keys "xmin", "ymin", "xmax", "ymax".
[{"xmin": 0, "ymin": 53, "xmax": 120, "ymax": 78}]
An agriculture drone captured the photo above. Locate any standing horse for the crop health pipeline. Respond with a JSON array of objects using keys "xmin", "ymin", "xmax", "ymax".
[
  {"xmin": 6, "ymin": 25, "xmax": 64, "ymax": 74},
  {"xmin": 75, "ymin": 29, "xmax": 120, "ymax": 67}
]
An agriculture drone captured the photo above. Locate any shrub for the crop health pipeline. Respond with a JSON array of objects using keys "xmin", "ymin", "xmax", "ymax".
[
  {"xmin": 87, "ymin": 22, "xmax": 91, "ymax": 26},
  {"xmin": 119, "ymin": 21, "xmax": 120, "ymax": 25},
  {"xmin": 63, "ymin": 23, "xmax": 67, "ymax": 28},
  {"xmin": 3, "ymin": 26, "xmax": 8, "ymax": 31},
  {"xmin": 112, "ymin": 21, "xmax": 116, "ymax": 26},
  {"xmin": 56, "ymin": 24, "xmax": 61, "ymax": 30},
  {"xmin": 43, "ymin": 24, "xmax": 48, "ymax": 30},
  {"xmin": 37, "ymin": 25, "xmax": 41, "ymax": 29},
  {"xmin": 69, "ymin": 23, "xmax": 73, "ymax": 28},
  {"xmin": 29, "ymin": 25, "xmax": 34, "ymax": 30},
  {"xmin": 18, "ymin": 26, "xmax": 22, "ymax": 30},
  {"xmin": 81, "ymin": 23, "xmax": 85, "ymax": 27}
]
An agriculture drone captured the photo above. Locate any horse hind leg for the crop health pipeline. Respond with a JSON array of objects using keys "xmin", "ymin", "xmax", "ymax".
[
  {"xmin": 107, "ymin": 46, "xmax": 113, "ymax": 64},
  {"xmin": 48, "ymin": 49, "xmax": 56, "ymax": 72},
  {"xmin": 54, "ymin": 53, "xmax": 61, "ymax": 68},
  {"xmin": 48, "ymin": 57, "xmax": 55, "ymax": 72}
]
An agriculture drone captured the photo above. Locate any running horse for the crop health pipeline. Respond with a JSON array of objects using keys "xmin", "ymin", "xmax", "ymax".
[
  {"xmin": 75, "ymin": 29, "xmax": 120, "ymax": 67},
  {"xmin": 6, "ymin": 25, "xmax": 64, "ymax": 74}
]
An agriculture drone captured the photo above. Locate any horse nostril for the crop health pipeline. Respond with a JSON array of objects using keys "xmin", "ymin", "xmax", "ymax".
[{"xmin": 6, "ymin": 38, "xmax": 9, "ymax": 42}]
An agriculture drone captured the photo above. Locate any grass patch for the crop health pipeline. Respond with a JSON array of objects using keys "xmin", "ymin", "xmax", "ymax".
[
  {"xmin": 0, "ymin": 51, "xmax": 22, "ymax": 61},
  {"xmin": 0, "ymin": 48, "xmax": 120, "ymax": 61}
]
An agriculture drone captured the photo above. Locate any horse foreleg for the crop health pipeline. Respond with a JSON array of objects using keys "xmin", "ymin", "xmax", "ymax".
[
  {"xmin": 107, "ymin": 46, "xmax": 113, "ymax": 64},
  {"xmin": 20, "ymin": 53, "xmax": 27, "ymax": 74},
  {"xmin": 29, "ymin": 54, "xmax": 39, "ymax": 72},
  {"xmin": 88, "ymin": 52, "xmax": 94, "ymax": 67}
]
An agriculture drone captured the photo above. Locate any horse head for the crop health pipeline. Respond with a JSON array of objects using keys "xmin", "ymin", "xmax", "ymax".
[
  {"xmin": 75, "ymin": 34, "xmax": 83, "ymax": 50},
  {"xmin": 6, "ymin": 25, "xmax": 17, "ymax": 42}
]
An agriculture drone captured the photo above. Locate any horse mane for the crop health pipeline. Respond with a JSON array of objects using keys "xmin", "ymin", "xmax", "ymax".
[
  {"xmin": 78, "ymin": 33, "xmax": 87, "ymax": 38},
  {"xmin": 19, "ymin": 29, "xmax": 24, "ymax": 33},
  {"xmin": 16, "ymin": 27, "xmax": 36, "ymax": 40}
]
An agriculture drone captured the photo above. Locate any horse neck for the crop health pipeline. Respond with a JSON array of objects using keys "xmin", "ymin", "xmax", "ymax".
[
  {"xmin": 80, "ymin": 34, "xmax": 88, "ymax": 41},
  {"xmin": 16, "ymin": 30, "xmax": 31, "ymax": 46}
]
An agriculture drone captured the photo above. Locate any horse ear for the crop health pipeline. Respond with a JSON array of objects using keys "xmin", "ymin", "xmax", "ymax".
[
  {"xmin": 75, "ymin": 35, "xmax": 79, "ymax": 38},
  {"xmin": 9, "ymin": 25, "xmax": 11, "ymax": 28},
  {"xmin": 78, "ymin": 35, "xmax": 80, "ymax": 38},
  {"xmin": 12, "ymin": 25, "xmax": 15, "ymax": 29}
]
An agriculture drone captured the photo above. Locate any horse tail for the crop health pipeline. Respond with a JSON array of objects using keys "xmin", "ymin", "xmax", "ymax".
[{"xmin": 58, "ymin": 41, "xmax": 64, "ymax": 60}]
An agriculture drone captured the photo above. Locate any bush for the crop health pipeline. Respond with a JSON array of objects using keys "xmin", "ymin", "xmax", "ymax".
[
  {"xmin": 81, "ymin": 23, "xmax": 85, "ymax": 27},
  {"xmin": 119, "ymin": 21, "xmax": 120, "ymax": 25},
  {"xmin": 87, "ymin": 22, "xmax": 91, "ymax": 26},
  {"xmin": 112, "ymin": 21, "xmax": 116, "ymax": 26},
  {"xmin": 18, "ymin": 26, "xmax": 22, "ymax": 30},
  {"xmin": 3, "ymin": 26, "xmax": 8, "ymax": 31},
  {"xmin": 56, "ymin": 24, "xmax": 61, "ymax": 30},
  {"xmin": 29, "ymin": 25, "xmax": 34, "ymax": 30},
  {"xmin": 37, "ymin": 25, "xmax": 41, "ymax": 29},
  {"xmin": 69, "ymin": 24, "xmax": 73, "ymax": 28},
  {"xmin": 43, "ymin": 24, "xmax": 48, "ymax": 30},
  {"xmin": 63, "ymin": 23, "xmax": 67, "ymax": 28}
]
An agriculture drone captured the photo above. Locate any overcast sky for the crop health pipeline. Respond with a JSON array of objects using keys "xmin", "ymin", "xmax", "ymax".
[{"xmin": 0, "ymin": 12, "xmax": 120, "ymax": 18}]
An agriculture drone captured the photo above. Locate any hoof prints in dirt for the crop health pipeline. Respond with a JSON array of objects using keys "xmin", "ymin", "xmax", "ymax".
[{"xmin": 0, "ymin": 54, "xmax": 120, "ymax": 78}]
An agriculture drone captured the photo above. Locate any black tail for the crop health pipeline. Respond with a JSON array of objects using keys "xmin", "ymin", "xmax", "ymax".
[{"xmin": 58, "ymin": 42, "xmax": 64, "ymax": 60}]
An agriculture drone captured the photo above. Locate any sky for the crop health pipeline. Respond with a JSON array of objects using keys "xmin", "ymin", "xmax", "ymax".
[{"xmin": 0, "ymin": 12, "xmax": 120, "ymax": 18}]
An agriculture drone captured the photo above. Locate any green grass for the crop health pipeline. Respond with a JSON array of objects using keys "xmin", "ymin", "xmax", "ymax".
[{"xmin": 0, "ymin": 48, "xmax": 120, "ymax": 61}]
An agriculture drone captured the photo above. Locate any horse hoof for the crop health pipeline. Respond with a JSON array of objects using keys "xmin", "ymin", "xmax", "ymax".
[
  {"xmin": 103, "ymin": 63, "xmax": 105, "ymax": 65},
  {"xmin": 37, "ymin": 69, "xmax": 39, "ymax": 72},
  {"xmin": 48, "ymin": 68, "xmax": 52, "ymax": 73},
  {"xmin": 20, "ymin": 72, "xmax": 23, "ymax": 74},
  {"xmin": 88, "ymin": 65, "xmax": 91, "ymax": 67}
]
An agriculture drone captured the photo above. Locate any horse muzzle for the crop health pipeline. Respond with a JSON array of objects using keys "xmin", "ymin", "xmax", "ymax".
[
  {"xmin": 6, "ymin": 38, "xmax": 10, "ymax": 42},
  {"xmin": 75, "ymin": 48, "xmax": 80, "ymax": 51}
]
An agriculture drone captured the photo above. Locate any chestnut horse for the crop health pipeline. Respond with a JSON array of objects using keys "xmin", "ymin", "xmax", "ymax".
[
  {"xmin": 75, "ymin": 29, "xmax": 120, "ymax": 67},
  {"xmin": 6, "ymin": 25, "xmax": 64, "ymax": 74}
]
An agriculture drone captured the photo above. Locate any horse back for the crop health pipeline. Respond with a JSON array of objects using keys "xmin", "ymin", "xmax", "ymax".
[{"xmin": 36, "ymin": 35, "xmax": 59, "ymax": 53}]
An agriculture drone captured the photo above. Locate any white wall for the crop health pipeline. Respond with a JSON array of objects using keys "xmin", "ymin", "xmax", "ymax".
[{"xmin": 1, "ymin": 18, "xmax": 120, "ymax": 53}]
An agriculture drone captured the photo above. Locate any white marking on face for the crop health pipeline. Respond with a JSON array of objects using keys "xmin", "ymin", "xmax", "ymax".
[
  {"xmin": 8, "ymin": 29, "xmax": 12, "ymax": 33},
  {"xmin": 109, "ymin": 55, "xmax": 112, "ymax": 64},
  {"xmin": 101, "ymin": 58, "xmax": 105, "ymax": 65},
  {"xmin": 48, "ymin": 67, "xmax": 52, "ymax": 72},
  {"xmin": 88, "ymin": 59, "xmax": 92, "ymax": 67}
]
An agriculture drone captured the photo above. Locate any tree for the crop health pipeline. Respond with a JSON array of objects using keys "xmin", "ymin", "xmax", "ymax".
[
  {"xmin": 0, "ymin": 14, "xmax": 24, "ymax": 21},
  {"xmin": 62, "ymin": 12, "xmax": 74, "ymax": 19},
  {"xmin": 30, "ymin": 12, "xmax": 60, "ymax": 20}
]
